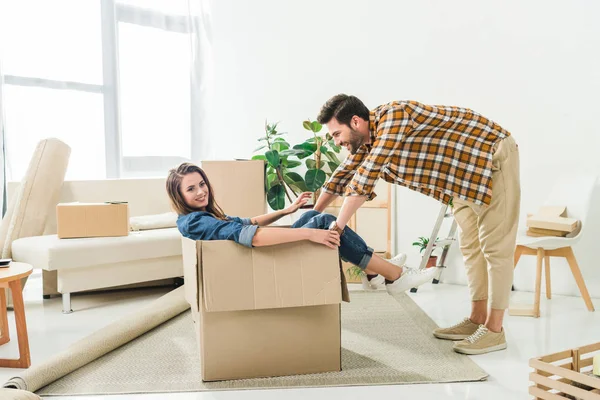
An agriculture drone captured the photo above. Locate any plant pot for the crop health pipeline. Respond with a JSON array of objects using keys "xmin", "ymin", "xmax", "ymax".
[{"xmin": 426, "ymin": 256, "xmax": 438, "ymax": 269}]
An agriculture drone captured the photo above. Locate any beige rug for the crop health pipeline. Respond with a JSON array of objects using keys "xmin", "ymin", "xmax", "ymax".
[{"xmin": 32, "ymin": 291, "xmax": 486, "ymax": 396}]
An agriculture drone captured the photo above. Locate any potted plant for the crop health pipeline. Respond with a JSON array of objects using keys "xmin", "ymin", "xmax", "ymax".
[
  {"xmin": 287, "ymin": 119, "xmax": 342, "ymax": 204},
  {"xmin": 412, "ymin": 236, "xmax": 439, "ymax": 268},
  {"xmin": 252, "ymin": 121, "xmax": 309, "ymax": 210}
]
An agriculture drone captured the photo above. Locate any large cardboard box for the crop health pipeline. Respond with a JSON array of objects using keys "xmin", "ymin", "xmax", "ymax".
[
  {"xmin": 182, "ymin": 237, "xmax": 349, "ymax": 381},
  {"xmin": 56, "ymin": 202, "xmax": 129, "ymax": 239},
  {"xmin": 201, "ymin": 160, "xmax": 267, "ymax": 217}
]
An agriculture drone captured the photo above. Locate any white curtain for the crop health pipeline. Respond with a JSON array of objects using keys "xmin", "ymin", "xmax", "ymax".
[{"xmin": 0, "ymin": 0, "xmax": 211, "ymax": 183}]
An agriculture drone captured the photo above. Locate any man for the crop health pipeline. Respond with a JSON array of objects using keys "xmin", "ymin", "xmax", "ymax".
[{"xmin": 313, "ymin": 94, "xmax": 520, "ymax": 355}]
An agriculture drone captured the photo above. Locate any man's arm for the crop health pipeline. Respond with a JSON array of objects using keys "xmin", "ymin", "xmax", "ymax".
[
  {"xmin": 335, "ymin": 107, "xmax": 411, "ymax": 229},
  {"xmin": 315, "ymin": 149, "xmax": 367, "ymax": 212}
]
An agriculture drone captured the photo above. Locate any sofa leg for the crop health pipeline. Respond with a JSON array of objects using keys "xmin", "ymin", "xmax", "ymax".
[
  {"xmin": 62, "ymin": 293, "xmax": 73, "ymax": 314},
  {"xmin": 43, "ymin": 295, "xmax": 51, "ymax": 300}
]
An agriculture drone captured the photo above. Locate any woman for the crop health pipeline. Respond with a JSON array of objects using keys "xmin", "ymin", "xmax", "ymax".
[{"xmin": 166, "ymin": 162, "xmax": 436, "ymax": 296}]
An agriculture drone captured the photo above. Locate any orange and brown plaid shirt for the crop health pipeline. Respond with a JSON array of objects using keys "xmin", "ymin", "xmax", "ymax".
[{"xmin": 322, "ymin": 100, "xmax": 511, "ymax": 206}]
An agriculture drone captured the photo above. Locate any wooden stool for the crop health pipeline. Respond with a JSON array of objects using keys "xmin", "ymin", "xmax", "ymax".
[{"xmin": 0, "ymin": 262, "xmax": 33, "ymax": 368}]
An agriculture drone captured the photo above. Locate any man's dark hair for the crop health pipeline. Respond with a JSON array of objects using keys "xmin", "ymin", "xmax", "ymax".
[{"xmin": 317, "ymin": 94, "xmax": 370, "ymax": 126}]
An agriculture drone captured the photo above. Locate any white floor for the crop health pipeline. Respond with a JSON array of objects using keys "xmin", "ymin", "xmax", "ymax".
[{"xmin": 1, "ymin": 272, "xmax": 599, "ymax": 400}]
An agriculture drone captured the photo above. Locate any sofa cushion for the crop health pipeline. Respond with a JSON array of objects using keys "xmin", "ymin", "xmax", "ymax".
[{"xmin": 11, "ymin": 228, "xmax": 182, "ymax": 270}]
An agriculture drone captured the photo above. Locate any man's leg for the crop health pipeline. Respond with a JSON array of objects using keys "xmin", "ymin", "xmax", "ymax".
[
  {"xmin": 479, "ymin": 135, "xmax": 520, "ymax": 331},
  {"xmin": 451, "ymin": 136, "xmax": 520, "ymax": 355},
  {"xmin": 453, "ymin": 201, "xmax": 489, "ymax": 325}
]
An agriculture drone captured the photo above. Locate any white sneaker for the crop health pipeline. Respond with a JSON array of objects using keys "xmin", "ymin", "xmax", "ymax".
[
  {"xmin": 388, "ymin": 253, "xmax": 407, "ymax": 267},
  {"xmin": 360, "ymin": 273, "xmax": 385, "ymax": 291},
  {"xmin": 359, "ymin": 253, "xmax": 407, "ymax": 291},
  {"xmin": 385, "ymin": 267, "xmax": 439, "ymax": 296}
]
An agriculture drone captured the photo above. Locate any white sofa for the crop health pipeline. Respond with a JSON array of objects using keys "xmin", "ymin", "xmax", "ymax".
[{"xmin": 8, "ymin": 178, "xmax": 184, "ymax": 313}]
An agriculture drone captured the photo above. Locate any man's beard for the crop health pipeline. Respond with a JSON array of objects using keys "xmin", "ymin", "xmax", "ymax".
[{"xmin": 348, "ymin": 128, "xmax": 365, "ymax": 154}]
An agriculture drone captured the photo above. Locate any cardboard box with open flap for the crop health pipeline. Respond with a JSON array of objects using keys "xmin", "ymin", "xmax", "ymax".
[{"xmin": 182, "ymin": 237, "xmax": 349, "ymax": 382}]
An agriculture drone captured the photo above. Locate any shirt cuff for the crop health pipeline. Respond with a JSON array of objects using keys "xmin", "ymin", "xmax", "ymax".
[
  {"xmin": 322, "ymin": 182, "xmax": 345, "ymax": 196},
  {"xmin": 344, "ymin": 185, "xmax": 377, "ymax": 201},
  {"xmin": 240, "ymin": 217, "xmax": 252, "ymax": 225},
  {"xmin": 238, "ymin": 225, "xmax": 259, "ymax": 247}
]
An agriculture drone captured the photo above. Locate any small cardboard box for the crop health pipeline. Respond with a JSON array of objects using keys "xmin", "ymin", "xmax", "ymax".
[
  {"xmin": 182, "ymin": 238, "xmax": 349, "ymax": 382},
  {"xmin": 201, "ymin": 160, "xmax": 267, "ymax": 217},
  {"xmin": 57, "ymin": 202, "xmax": 129, "ymax": 239}
]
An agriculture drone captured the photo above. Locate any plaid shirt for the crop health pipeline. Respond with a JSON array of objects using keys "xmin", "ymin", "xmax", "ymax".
[{"xmin": 322, "ymin": 101, "xmax": 511, "ymax": 206}]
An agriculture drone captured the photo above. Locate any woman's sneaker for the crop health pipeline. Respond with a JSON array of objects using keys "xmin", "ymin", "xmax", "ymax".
[
  {"xmin": 385, "ymin": 266, "xmax": 438, "ymax": 296},
  {"xmin": 360, "ymin": 273, "xmax": 385, "ymax": 291},
  {"xmin": 360, "ymin": 253, "xmax": 407, "ymax": 291}
]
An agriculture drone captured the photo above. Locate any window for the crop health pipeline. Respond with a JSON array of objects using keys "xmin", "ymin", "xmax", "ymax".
[{"xmin": 1, "ymin": 0, "xmax": 196, "ymax": 181}]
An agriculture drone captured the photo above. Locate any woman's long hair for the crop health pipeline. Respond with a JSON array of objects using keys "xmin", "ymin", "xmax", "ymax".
[{"xmin": 166, "ymin": 162, "xmax": 227, "ymax": 219}]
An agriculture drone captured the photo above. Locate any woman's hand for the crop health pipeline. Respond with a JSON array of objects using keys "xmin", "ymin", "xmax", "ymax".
[
  {"xmin": 308, "ymin": 229, "xmax": 340, "ymax": 249},
  {"xmin": 284, "ymin": 192, "xmax": 312, "ymax": 214}
]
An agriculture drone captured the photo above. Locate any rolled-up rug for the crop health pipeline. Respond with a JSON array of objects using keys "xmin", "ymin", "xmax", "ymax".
[{"xmin": 3, "ymin": 286, "xmax": 189, "ymax": 394}]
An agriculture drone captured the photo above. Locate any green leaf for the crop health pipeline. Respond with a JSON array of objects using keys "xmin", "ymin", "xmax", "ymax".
[
  {"xmin": 279, "ymin": 149, "xmax": 305, "ymax": 157},
  {"xmin": 325, "ymin": 151, "xmax": 340, "ymax": 163},
  {"xmin": 311, "ymin": 121, "xmax": 322, "ymax": 132},
  {"xmin": 302, "ymin": 121, "xmax": 312, "ymax": 131},
  {"xmin": 265, "ymin": 150, "xmax": 280, "ymax": 168},
  {"xmin": 254, "ymin": 145, "xmax": 267, "ymax": 152},
  {"xmin": 251, "ymin": 155, "xmax": 267, "ymax": 161},
  {"xmin": 327, "ymin": 161, "xmax": 339, "ymax": 172},
  {"xmin": 306, "ymin": 137, "xmax": 316, "ymax": 143},
  {"xmin": 306, "ymin": 159, "xmax": 325, "ymax": 169},
  {"xmin": 294, "ymin": 142, "xmax": 317, "ymax": 152},
  {"xmin": 267, "ymin": 172, "xmax": 279, "ymax": 189},
  {"xmin": 286, "ymin": 160, "xmax": 301, "ymax": 168},
  {"xmin": 283, "ymin": 172, "xmax": 309, "ymax": 192},
  {"xmin": 328, "ymin": 140, "xmax": 341, "ymax": 153},
  {"xmin": 305, "ymin": 169, "xmax": 327, "ymax": 191},
  {"xmin": 320, "ymin": 145, "xmax": 328, "ymax": 154},
  {"xmin": 272, "ymin": 141, "xmax": 289, "ymax": 152},
  {"xmin": 267, "ymin": 184, "xmax": 286, "ymax": 210}
]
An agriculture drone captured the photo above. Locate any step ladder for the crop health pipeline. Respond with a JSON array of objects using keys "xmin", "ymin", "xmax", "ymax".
[{"xmin": 410, "ymin": 202, "xmax": 458, "ymax": 293}]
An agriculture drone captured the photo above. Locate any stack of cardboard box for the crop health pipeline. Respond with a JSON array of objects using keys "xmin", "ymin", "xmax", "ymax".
[
  {"xmin": 184, "ymin": 160, "xmax": 349, "ymax": 382},
  {"xmin": 526, "ymin": 206, "xmax": 579, "ymax": 237}
]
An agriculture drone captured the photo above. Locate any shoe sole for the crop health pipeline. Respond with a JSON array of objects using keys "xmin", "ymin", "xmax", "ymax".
[
  {"xmin": 433, "ymin": 332, "xmax": 471, "ymax": 340},
  {"xmin": 453, "ymin": 342, "xmax": 507, "ymax": 355}
]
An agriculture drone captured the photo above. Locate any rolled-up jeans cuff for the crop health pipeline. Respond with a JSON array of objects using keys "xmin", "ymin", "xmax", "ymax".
[{"xmin": 358, "ymin": 246, "xmax": 374, "ymax": 270}]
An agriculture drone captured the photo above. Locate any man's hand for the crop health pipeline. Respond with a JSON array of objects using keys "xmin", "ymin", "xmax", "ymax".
[
  {"xmin": 336, "ymin": 195, "xmax": 368, "ymax": 229},
  {"xmin": 284, "ymin": 192, "xmax": 312, "ymax": 215},
  {"xmin": 308, "ymin": 229, "xmax": 341, "ymax": 249}
]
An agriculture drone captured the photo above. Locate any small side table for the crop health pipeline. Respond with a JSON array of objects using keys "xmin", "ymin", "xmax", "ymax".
[{"xmin": 0, "ymin": 262, "xmax": 33, "ymax": 368}]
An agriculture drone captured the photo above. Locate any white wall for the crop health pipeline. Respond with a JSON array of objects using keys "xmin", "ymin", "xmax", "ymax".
[{"xmin": 201, "ymin": 0, "xmax": 600, "ymax": 298}]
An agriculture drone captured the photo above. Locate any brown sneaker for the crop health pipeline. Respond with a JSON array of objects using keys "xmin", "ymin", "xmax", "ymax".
[
  {"xmin": 433, "ymin": 317, "xmax": 480, "ymax": 340},
  {"xmin": 453, "ymin": 325, "xmax": 507, "ymax": 355}
]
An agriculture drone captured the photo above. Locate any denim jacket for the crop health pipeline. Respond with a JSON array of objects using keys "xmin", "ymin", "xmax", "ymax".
[{"xmin": 176, "ymin": 211, "xmax": 258, "ymax": 248}]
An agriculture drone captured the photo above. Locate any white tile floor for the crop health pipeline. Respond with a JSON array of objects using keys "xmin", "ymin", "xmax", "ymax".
[{"xmin": 1, "ymin": 272, "xmax": 599, "ymax": 400}]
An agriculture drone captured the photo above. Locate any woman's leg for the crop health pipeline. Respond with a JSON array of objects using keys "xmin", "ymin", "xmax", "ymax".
[{"xmin": 297, "ymin": 213, "xmax": 403, "ymax": 281}]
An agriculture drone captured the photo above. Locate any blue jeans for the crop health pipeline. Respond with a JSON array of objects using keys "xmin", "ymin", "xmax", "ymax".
[{"xmin": 291, "ymin": 210, "xmax": 374, "ymax": 270}]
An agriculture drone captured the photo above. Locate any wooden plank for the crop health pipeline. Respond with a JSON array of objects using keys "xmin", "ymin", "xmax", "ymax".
[
  {"xmin": 534, "ymin": 248, "xmax": 544, "ymax": 318},
  {"xmin": 531, "ymin": 359, "xmax": 600, "ymax": 390},
  {"xmin": 530, "ymin": 372, "xmax": 600, "ymax": 400},
  {"xmin": 573, "ymin": 349, "xmax": 581, "ymax": 372},
  {"xmin": 537, "ymin": 361, "xmax": 573, "ymax": 377},
  {"xmin": 581, "ymin": 357, "xmax": 594, "ymax": 368},
  {"xmin": 540, "ymin": 350, "xmax": 573, "ymax": 364},
  {"xmin": 580, "ymin": 342, "xmax": 600, "ymax": 354},
  {"xmin": 529, "ymin": 385, "xmax": 571, "ymax": 400},
  {"xmin": 508, "ymin": 304, "xmax": 538, "ymax": 317}
]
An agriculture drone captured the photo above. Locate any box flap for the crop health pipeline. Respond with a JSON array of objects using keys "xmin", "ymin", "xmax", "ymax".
[
  {"xmin": 201, "ymin": 160, "xmax": 266, "ymax": 218},
  {"xmin": 181, "ymin": 237, "xmax": 201, "ymax": 315},
  {"xmin": 201, "ymin": 241, "xmax": 342, "ymax": 312}
]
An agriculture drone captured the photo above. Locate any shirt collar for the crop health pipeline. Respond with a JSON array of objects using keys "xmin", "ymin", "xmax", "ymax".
[{"xmin": 365, "ymin": 110, "xmax": 377, "ymax": 151}]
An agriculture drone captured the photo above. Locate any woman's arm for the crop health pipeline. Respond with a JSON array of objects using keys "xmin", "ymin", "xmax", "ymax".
[
  {"xmin": 250, "ymin": 209, "xmax": 289, "ymax": 226},
  {"xmin": 250, "ymin": 192, "xmax": 312, "ymax": 226},
  {"xmin": 252, "ymin": 227, "xmax": 340, "ymax": 249}
]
